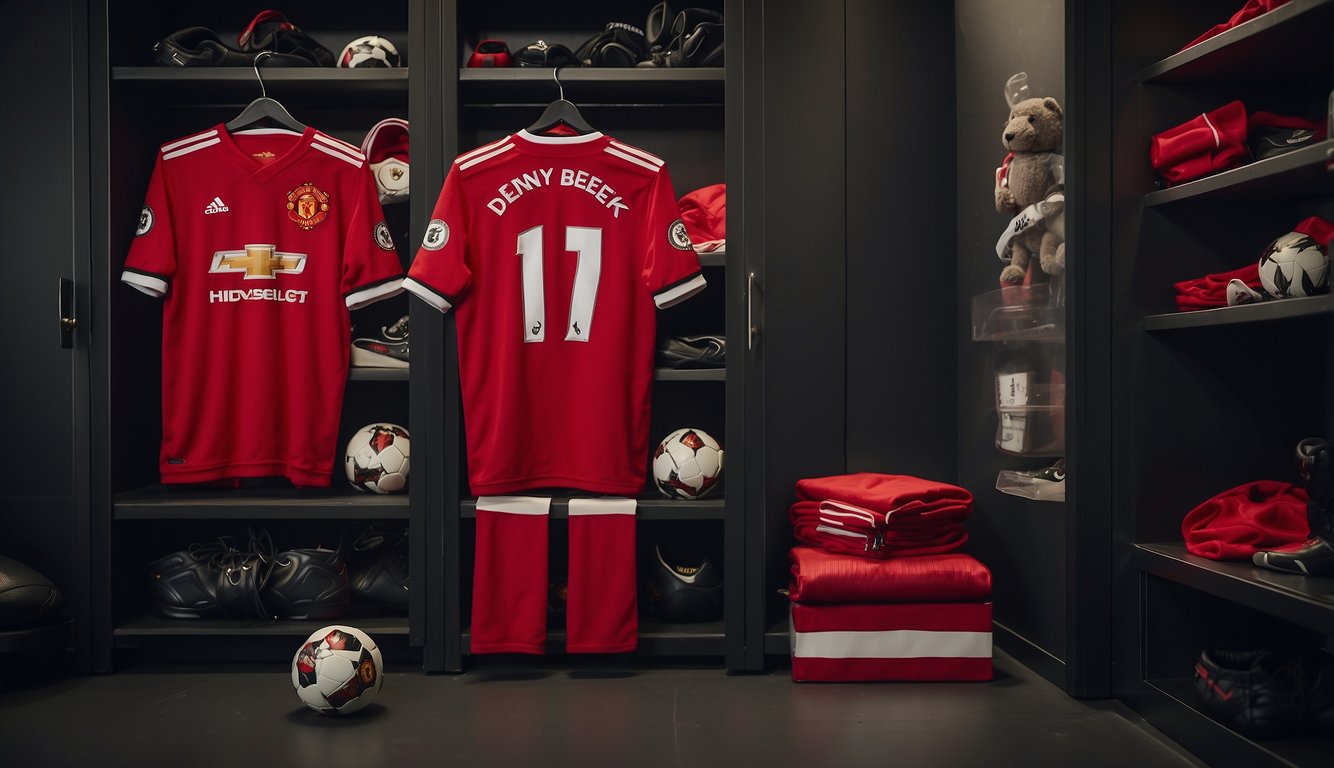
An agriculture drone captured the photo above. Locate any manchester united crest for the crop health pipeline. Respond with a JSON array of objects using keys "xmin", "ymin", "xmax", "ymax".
[{"xmin": 287, "ymin": 183, "xmax": 330, "ymax": 230}]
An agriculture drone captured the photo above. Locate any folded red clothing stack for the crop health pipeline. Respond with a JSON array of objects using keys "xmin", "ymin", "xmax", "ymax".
[
  {"xmin": 790, "ymin": 473, "xmax": 973, "ymax": 558},
  {"xmin": 787, "ymin": 546, "xmax": 993, "ymax": 682}
]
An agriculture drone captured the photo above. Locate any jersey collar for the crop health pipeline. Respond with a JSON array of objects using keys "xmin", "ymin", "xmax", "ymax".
[{"xmin": 213, "ymin": 124, "xmax": 318, "ymax": 180}]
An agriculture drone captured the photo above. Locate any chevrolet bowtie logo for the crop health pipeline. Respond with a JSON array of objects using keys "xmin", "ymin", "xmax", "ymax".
[{"xmin": 209, "ymin": 244, "xmax": 307, "ymax": 279}]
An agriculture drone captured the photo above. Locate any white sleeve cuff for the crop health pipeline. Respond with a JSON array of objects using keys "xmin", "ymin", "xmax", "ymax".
[
  {"xmin": 121, "ymin": 270, "xmax": 168, "ymax": 298},
  {"xmin": 403, "ymin": 277, "xmax": 454, "ymax": 313},
  {"xmin": 655, "ymin": 273, "xmax": 707, "ymax": 309},
  {"xmin": 346, "ymin": 277, "xmax": 405, "ymax": 310}
]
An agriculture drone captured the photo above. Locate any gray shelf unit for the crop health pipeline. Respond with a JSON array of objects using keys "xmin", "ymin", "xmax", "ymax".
[
  {"xmin": 1110, "ymin": 1, "xmax": 1334, "ymax": 765},
  {"xmin": 86, "ymin": 0, "xmax": 424, "ymax": 672},
  {"xmin": 437, "ymin": 0, "xmax": 747, "ymax": 672}
]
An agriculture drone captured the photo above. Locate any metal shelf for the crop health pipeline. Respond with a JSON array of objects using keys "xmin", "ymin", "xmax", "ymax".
[
  {"xmin": 114, "ymin": 613, "xmax": 409, "ymax": 639},
  {"xmin": 113, "ymin": 485, "xmax": 409, "ymax": 520},
  {"xmin": 460, "ymin": 497, "xmax": 725, "ymax": 521},
  {"xmin": 1143, "ymin": 295, "xmax": 1333, "ymax": 331},
  {"xmin": 1133, "ymin": 543, "xmax": 1334, "ymax": 635},
  {"xmin": 1138, "ymin": 0, "xmax": 1332, "ymax": 84},
  {"xmin": 1143, "ymin": 141, "xmax": 1334, "ymax": 207},
  {"xmin": 111, "ymin": 66, "xmax": 409, "ymax": 107},
  {"xmin": 459, "ymin": 67, "xmax": 724, "ymax": 106}
]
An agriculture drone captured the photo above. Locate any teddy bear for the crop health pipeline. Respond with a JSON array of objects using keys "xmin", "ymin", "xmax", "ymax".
[{"xmin": 994, "ymin": 95, "xmax": 1065, "ymax": 285}]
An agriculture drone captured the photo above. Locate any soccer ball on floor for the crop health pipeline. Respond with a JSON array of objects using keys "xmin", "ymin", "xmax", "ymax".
[
  {"xmin": 652, "ymin": 427, "xmax": 724, "ymax": 499},
  {"xmin": 1258, "ymin": 231, "xmax": 1329, "ymax": 299},
  {"xmin": 345, "ymin": 423, "xmax": 410, "ymax": 494},
  {"xmin": 292, "ymin": 625, "xmax": 384, "ymax": 715},
  {"xmin": 337, "ymin": 35, "xmax": 401, "ymax": 68}
]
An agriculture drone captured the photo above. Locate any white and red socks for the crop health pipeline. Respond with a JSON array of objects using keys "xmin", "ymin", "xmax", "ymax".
[
  {"xmin": 470, "ymin": 496, "xmax": 639, "ymax": 655},
  {"xmin": 471, "ymin": 496, "xmax": 550, "ymax": 654},
  {"xmin": 566, "ymin": 498, "xmax": 638, "ymax": 653}
]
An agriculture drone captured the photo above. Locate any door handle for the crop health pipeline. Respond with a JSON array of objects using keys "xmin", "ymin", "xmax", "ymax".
[
  {"xmin": 747, "ymin": 272, "xmax": 760, "ymax": 351},
  {"xmin": 59, "ymin": 278, "xmax": 75, "ymax": 349}
]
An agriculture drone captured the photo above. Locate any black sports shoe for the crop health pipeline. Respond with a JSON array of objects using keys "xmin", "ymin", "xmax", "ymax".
[
  {"xmin": 153, "ymin": 27, "xmax": 313, "ymax": 68},
  {"xmin": 149, "ymin": 540, "xmax": 232, "ymax": 619},
  {"xmin": 1253, "ymin": 538, "xmax": 1334, "ymax": 575},
  {"xmin": 656, "ymin": 334, "xmax": 725, "ymax": 369},
  {"xmin": 1194, "ymin": 649, "xmax": 1308, "ymax": 738},
  {"xmin": 237, "ymin": 10, "xmax": 336, "ymax": 67},
  {"xmin": 352, "ymin": 315, "xmax": 409, "ymax": 368},
  {"xmin": 644, "ymin": 544, "xmax": 723, "ymax": 623},
  {"xmin": 342, "ymin": 524, "xmax": 409, "ymax": 612},
  {"xmin": 264, "ymin": 546, "xmax": 351, "ymax": 620}
]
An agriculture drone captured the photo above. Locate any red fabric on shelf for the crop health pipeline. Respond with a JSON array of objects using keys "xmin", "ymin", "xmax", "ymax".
[
  {"xmin": 1151, "ymin": 101, "xmax": 1250, "ymax": 186},
  {"xmin": 1181, "ymin": 0, "xmax": 1290, "ymax": 50},
  {"xmin": 1174, "ymin": 263, "xmax": 1263, "ymax": 311},
  {"xmin": 788, "ymin": 547, "xmax": 991, "ymax": 603},
  {"xmin": 1180, "ymin": 480, "xmax": 1309, "ymax": 560}
]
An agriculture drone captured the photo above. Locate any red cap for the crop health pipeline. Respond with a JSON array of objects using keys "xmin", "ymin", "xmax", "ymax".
[
  {"xmin": 678, "ymin": 183, "xmax": 725, "ymax": 252},
  {"xmin": 1180, "ymin": 480, "xmax": 1309, "ymax": 560}
]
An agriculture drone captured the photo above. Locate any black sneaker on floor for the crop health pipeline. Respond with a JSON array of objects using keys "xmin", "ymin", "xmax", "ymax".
[
  {"xmin": 352, "ymin": 315, "xmax": 410, "ymax": 368},
  {"xmin": 1194, "ymin": 649, "xmax": 1308, "ymax": 738}
]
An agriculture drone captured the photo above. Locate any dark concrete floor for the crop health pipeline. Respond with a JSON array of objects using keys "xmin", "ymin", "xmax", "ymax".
[{"xmin": 0, "ymin": 650, "xmax": 1204, "ymax": 768}]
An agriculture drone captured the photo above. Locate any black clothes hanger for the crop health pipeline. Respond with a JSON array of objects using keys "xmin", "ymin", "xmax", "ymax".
[
  {"xmin": 526, "ymin": 67, "xmax": 595, "ymax": 136},
  {"xmin": 225, "ymin": 51, "xmax": 307, "ymax": 133}
]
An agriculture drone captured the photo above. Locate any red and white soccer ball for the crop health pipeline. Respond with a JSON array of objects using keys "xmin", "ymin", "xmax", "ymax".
[
  {"xmin": 652, "ymin": 427, "xmax": 724, "ymax": 499},
  {"xmin": 345, "ymin": 423, "xmax": 410, "ymax": 494},
  {"xmin": 1258, "ymin": 231, "xmax": 1329, "ymax": 299},
  {"xmin": 292, "ymin": 625, "xmax": 384, "ymax": 715},
  {"xmin": 337, "ymin": 35, "xmax": 401, "ymax": 68}
]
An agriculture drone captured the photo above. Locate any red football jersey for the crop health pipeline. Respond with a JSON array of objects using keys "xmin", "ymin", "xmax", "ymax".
[
  {"xmin": 122, "ymin": 125, "xmax": 404, "ymax": 487},
  {"xmin": 405, "ymin": 131, "xmax": 706, "ymax": 495}
]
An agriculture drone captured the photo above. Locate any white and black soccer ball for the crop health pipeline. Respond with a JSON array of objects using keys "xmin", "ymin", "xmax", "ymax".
[
  {"xmin": 652, "ymin": 427, "xmax": 724, "ymax": 499},
  {"xmin": 1258, "ymin": 231, "xmax": 1329, "ymax": 299},
  {"xmin": 292, "ymin": 625, "xmax": 384, "ymax": 715},
  {"xmin": 345, "ymin": 423, "xmax": 410, "ymax": 494},
  {"xmin": 337, "ymin": 36, "xmax": 401, "ymax": 68}
]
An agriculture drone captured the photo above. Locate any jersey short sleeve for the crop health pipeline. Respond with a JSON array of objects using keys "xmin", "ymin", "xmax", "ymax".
[
  {"xmin": 343, "ymin": 159, "xmax": 407, "ymax": 310},
  {"xmin": 122, "ymin": 151, "xmax": 176, "ymax": 297},
  {"xmin": 404, "ymin": 165, "xmax": 472, "ymax": 312},
  {"xmin": 643, "ymin": 164, "xmax": 707, "ymax": 308}
]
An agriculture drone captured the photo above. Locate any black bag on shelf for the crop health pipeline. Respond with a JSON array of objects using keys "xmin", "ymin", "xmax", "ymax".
[{"xmin": 575, "ymin": 22, "xmax": 650, "ymax": 67}]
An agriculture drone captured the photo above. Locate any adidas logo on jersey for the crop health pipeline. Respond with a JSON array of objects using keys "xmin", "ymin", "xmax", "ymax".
[{"xmin": 204, "ymin": 197, "xmax": 230, "ymax": 215}]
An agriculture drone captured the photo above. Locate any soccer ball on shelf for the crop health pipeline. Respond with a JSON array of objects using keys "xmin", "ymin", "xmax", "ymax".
[
  {"xmin": 345, "ymin": 423, "xmax": 410, "ymax": 494},
  {"xmin": 291, "ymin": 625, "xmax": 384, "ymax": 715},
  {"xmin": 1258, "ymin": 231, "xmax": 1329, "ymax": 299},
  {"xmin": 337, "ymin": 35, "xmax": 401, "ymax": 68},
  {"xmin": 651, "ymin": 427, "xmax": 724, "ymax": 500}
]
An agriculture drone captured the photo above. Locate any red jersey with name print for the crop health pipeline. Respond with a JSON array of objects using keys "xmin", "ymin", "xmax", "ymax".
[
  {"xmin": 405, "ymin": 131, "xmax": 705, "ymax": 495},
  {"xmin": 122, "ymin": 125, "xmax": 404, "ymax": 487}
]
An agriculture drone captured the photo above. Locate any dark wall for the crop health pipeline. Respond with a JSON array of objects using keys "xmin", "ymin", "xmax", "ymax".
[
  {"xmin": 844, "ymin": 1, "xmax": 958, "ymax": 479},
  {"xmin": 954, "ymin": 0, "xmax": 1069, "ymax": 663}
]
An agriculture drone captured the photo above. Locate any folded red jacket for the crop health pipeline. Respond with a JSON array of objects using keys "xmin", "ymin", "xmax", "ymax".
[
  {"xmin": 795, "ymin": 472, "xmax": 973, "ymax": 515},
  {"xmin": 1151, "ymin": 101, "xmax": 1249, "ymax": 186},
  {"xmin": 788, "ymin": 547, "xmax": 991, "ymax": 603},
  {"xmin": 790, "ymin": 500, "xmax": 967, "ymax": 558},
  {"xmin": 1181, "ymin": 480, "xmax": 1309, "ymax": 560}
]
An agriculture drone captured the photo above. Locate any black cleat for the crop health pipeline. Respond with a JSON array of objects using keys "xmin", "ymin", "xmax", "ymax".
[{"xmin": 264, "ymin": 547, "xmax": 351, "ymax": 620}]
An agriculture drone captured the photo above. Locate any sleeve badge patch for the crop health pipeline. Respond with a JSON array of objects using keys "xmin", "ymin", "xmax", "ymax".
[
  {"xmin": 374, "ymin": 221, "xmax": 395, "ymax": 251},
  {"xmin": 423, "ymin": 219, "xmax": 449, "ymax": 250},
  {"xmin": 668, "ymin": 219, "xmax": 693, "ymax": 251},
  {"xmin": 136, "ymin": 205, "xmax": 154, "ymax": 237}
]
